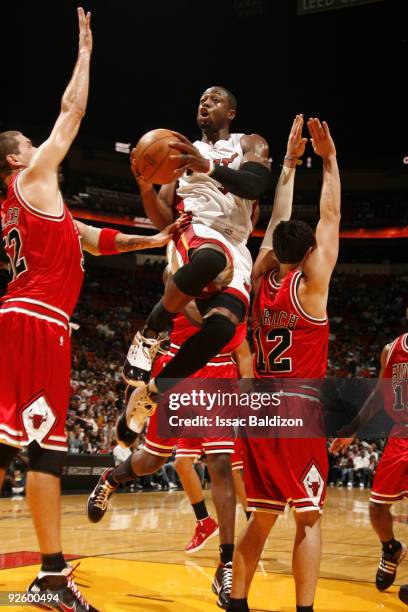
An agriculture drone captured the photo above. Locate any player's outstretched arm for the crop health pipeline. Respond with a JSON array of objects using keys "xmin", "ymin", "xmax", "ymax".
[
  {"xmin": 20, "ymin": 8, "xmax": 92, "ymax": 213},
  {"xmin": 252, "ymin": 115, "xmax": 307, "ymax": 292},
  {"xmin": 169, "ymin": 131, "xmax": 271, "ymax": 200},
  {"xmin": 75, "ymin": 219, "xmax": 179, "ymax": 256},
  {"xmin": 302, "ymin": 119, "xmax": 340, "ymax": 296},
  {"xmin": 330, "ymin": 344, "xmax": 390, "ymax": 454}
]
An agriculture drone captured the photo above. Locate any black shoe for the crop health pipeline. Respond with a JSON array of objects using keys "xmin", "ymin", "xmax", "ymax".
[
  {"xmin": 399, "ymin": 584, "xmax": 408, "ymax": 605},
  {"xmin": 376, "ymin": 541, "xmax": 407, "ymax": 591},
  {"xmin": 212, "ymin": 561, "xmax": 233, "ymax": 609},
  {"xmin": 87, "ymin": 468, "xmax": 118, "ymax": 523},
  {"xmin": 122, "ymin": 331, "xmax": 165, "ymax": 387},
  {"xmin": 116, "ymin": 385, "xmax": 158, "ymax": 447},
  {"xmin": 27, "ymin": 564, "xmax": 98, "ymax": 611}
]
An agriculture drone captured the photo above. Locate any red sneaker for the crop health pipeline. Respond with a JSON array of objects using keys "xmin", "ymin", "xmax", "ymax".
[{"xmin": 185, "ymin": 516, "xmax": 219, "ymax": 554}]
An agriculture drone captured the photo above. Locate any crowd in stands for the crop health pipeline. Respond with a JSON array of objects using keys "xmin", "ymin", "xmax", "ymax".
[
  {"xmin": 1, "ymin": 261, "xmax": 407, "ymax": 496},
  {"xmin": 327, "ymin": 439, "xmax": 384, "ymax": 490}
]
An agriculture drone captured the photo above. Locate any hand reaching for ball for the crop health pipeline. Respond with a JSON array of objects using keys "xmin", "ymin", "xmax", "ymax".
[{"xmin": 168, "ymin": 131, "xmax": 211, "ymax": 177}]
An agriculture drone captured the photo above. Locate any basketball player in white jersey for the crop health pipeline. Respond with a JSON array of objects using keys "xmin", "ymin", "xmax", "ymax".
[{"xmin": 118, "ymin": 86, "xmax": 271, "ymax": 446}]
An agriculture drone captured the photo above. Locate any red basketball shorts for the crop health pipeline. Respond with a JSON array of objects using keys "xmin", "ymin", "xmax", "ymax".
[
  {"xmin": 143, "ymin": 352, "xmax": 237, "ymax": 458},
  {"xmin": 243, "ymin": 398, "xmax": 328, "ymax": 514},
  {"xmin": 370, "ymin": 436, "xmax": 408, "ymax": 504},
  {"xmin": 0, "ymin": 311, "xmax": 71, "ymax": 452},
  {"xmin": 167, "ymin": 222, "xmax": 252, "ymax": 312},
  {"xmin": 230, "ymin": 437, "xmax": 244, "ymax": 471}
]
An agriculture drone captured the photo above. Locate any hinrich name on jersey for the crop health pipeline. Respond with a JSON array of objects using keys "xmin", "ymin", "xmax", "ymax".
[
  {"xmin": 263, "ymin": 308, "xmax": 299, "ymax": 329},
  {"xmin": 1, "ymin": 207, "xmax": 20, "ymax": 230},
  {"xmin": 392, "ymin": 362, "xmax": 408, "ymax": 384}
]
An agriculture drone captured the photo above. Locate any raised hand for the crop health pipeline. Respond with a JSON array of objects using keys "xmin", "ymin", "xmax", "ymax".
[
  {"xmin": 307, "ymin": 118, "xmax": 336, "ymax": 159},
  {"xmin": 286, "ymin": 114, "xmax": 308, "ymax": 160},
  {"xmin": 78, "ymin": 7, "xmax": 92, "ymax": 54}
]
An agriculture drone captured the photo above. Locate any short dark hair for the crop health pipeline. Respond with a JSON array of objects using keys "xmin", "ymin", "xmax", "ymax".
[
  {"xmin": 273, "ymin": 220, "xmax": 315, "ymax": 264},
  {"xmin": 0, "ymin": 131, "xmax": 21, "ymax": 182},
  {"xmin": 215, "ymin": 86, "xmax": 238, "ymax": 111}
]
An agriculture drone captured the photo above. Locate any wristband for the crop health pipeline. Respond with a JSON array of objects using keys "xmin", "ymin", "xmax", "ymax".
[{"xmin": 98, "ymin": 227, "xmax": 120, "ymax": 255}]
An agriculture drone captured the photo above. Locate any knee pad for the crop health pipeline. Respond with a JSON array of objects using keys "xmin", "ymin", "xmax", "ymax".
[
  {"xmin": 0, "ymin": 443, "xmax": 19, "ymax": 470},
  {"xmin": 173, "ymin": 248, "xmax": 227, "ymax": 296},
  {"xmin": 202, "ymin": 313, "xmax": 236, "ymax": 350},
  {"xmin": 27, "ymin": 441, "xmax": 66, "ymax": 477}
]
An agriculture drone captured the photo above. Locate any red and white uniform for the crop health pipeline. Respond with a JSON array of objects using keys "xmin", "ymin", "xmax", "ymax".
[
  {"xmin": 144, "ymin": 314, "xmax": 246, "ymax": 460},
  {"xmin": 0, "ymin": 170, "xmax": 84, "ymax": 451},
  {"xmin": 167, "ymin": 134, "xmax": 257, "ymax": 311},
  {"xmin": 245, "ymin": 269, "xmax": 329, "ymax": 514},
  {"xmin": 370, "ymin": 334, "xmax": 408, "ymax": 504}
]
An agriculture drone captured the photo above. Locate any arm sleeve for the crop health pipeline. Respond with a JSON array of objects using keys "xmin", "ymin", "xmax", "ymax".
[{"xmin": 210, "ymin": 161, "xmax": 271, "ymax": 200}]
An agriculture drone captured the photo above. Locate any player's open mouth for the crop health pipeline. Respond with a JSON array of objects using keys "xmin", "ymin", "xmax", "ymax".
[{"xmin": 199, "ymin": 108, "xmax": 209, "ymax": 117}]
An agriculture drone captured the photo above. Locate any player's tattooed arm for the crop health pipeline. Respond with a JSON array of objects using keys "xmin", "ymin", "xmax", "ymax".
[
  {"xmin": 74, "ymin": 219, "xmax": 178, "ymax": 255},
  {"xmin": 115, "ymin": 225, "xmax": 176, "ymax": 252}
]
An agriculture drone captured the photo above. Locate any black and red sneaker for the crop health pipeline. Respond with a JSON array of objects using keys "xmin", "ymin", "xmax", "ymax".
[
  {"xmin": 212, "ymin": 561, "xmax": 233, "ymax": 609},
  {"xmin": 87, "ymin": 468, "xmax": 118, "ymax": 523},
  {"xmin": 27, "ymin": 564, "xmax": 98, "ymax": 611}
]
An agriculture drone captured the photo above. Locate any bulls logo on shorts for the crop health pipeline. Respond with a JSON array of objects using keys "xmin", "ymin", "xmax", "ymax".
[
  {"xmin": 22, "ymin": 395, "xmax": 56, "ymax": 444},
  {"xmin": 303, "ymin": 463, "xmax": 324, "ymax": 501}
]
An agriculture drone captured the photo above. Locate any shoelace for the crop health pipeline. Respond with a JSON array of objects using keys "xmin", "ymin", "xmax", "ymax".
[
  {"xmin": 141, "ymin": 334, "xmax": 167, "ymax": 360},
  {"xmin": 221, "ymin": 564, "xmax": 233, "ymax": 593},
  {"xmin": 65, "ymin": 563, "xmax": 89, "ymax": 609},
  {"xmin": 94, "ymin": 479, "xmax": 115, "ymax": 510}
]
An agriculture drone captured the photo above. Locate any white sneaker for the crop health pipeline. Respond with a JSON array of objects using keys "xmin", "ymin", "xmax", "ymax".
[{"xmin": 123, "ymin": 331, "xmax": 166, "ymax": 387}]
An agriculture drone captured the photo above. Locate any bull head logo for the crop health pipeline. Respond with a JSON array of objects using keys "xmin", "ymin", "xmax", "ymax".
[
  {"xmin": 306, "ymin": 477, "xmax": 320, "ymax": 498},
  {"xmin": 28, "ymin": 408, "xmax": 48, "ymax": 430}
]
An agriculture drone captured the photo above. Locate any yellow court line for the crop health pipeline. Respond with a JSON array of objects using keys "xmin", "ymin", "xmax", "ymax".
[{"xmin": 0, "ymin": 557, "xmax": 407, "ymax": 612}]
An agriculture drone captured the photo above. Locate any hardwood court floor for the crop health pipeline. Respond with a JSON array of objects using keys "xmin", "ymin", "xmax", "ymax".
[{"xmin": 1, "ymin": 488, "xmax": 408, "ymax": 611}]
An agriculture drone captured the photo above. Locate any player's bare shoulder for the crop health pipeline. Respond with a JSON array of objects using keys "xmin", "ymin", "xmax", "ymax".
[{"xmin": 240, "ymin": 134, "xmax": 270, "ymax": 168}]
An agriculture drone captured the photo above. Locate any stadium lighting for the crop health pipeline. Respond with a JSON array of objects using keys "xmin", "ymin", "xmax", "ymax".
[{"xmin": 115, "ymin": 142, "xmax": 131, "ymax": 154}]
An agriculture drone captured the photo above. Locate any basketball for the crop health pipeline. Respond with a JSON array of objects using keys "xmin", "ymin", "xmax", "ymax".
[{"xmin": 131, "ymin": 128, "xmax": 184, "ymax": 185}]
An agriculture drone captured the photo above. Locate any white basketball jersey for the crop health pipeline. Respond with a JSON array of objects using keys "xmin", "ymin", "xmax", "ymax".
[{"xmin": 176, "ymin": 133, "xmax": 255, "ymax": 244}]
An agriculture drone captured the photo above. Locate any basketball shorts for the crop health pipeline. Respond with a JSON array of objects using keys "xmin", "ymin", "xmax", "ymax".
[
  {"xmin": 167, "ymin": 221, "xmax": 252, "ymax": 312},
  {"xmin": 230, "ymin": 437, "xmax": 244, "ymax": 471},
  {"xmin": 0, "ymin": 311, "xmax": 71, "ymax": 452},
  {"xmin": 143, "ymin": 352, "xmax": 237, "ymax": 458},
  {"xmin": 370, "ymin": 435, "xmax": 408, "ymax": 504},
  {"xmin": 243, "ymin": 397, "xmax": 328, "ymax": 514}
]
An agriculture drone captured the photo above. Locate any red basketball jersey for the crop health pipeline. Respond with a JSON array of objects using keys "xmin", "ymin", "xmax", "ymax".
[
  {"xmin": 169, "ymin": 313, "xmax": 247, "ymax": 355},
  {"xmin": 1, "ymin": 171, "xmax": 84, "ymax": 319},
  {"xmin": 252, "ymin": 269, "xmax": 328, "ymax": 378},
  {"xmin": 383, "ymin": 334, "xmax": 408, "ymax": 425}
]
